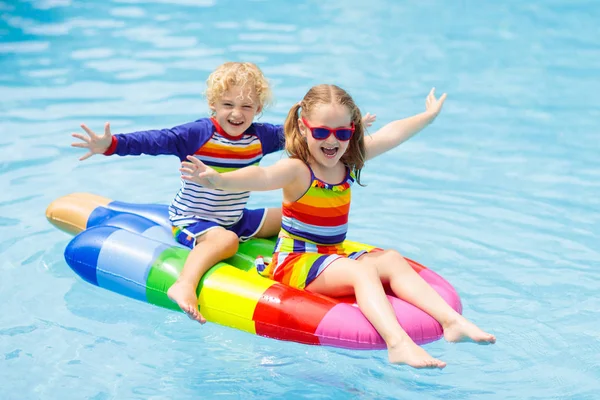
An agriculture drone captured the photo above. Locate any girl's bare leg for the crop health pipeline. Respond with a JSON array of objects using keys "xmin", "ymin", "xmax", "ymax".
[
  {"xmin": 306, "ymin": 258, "xmax": 446, "ymax": 368},
  {"xmin": 360, "ymin": 250, "xmax": 496, "ymax": 344}
]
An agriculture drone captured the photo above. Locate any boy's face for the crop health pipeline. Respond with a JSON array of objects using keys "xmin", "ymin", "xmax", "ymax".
[{"xmin": 209, "ymin": 85, "xmax": 262, "ymax": 137}]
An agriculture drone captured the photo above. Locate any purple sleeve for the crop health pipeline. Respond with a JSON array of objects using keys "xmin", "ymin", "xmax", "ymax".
[
  {"xmin": 107, "ymin": 119, "xmax": 213, "ymax": 161},
  {"xmin": 253, "ymin": 122, "xmax": 285, "ymax": 155}
]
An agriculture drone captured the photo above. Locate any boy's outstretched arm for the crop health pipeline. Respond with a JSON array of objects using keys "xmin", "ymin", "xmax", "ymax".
[
  {"xmin": 180, "ymin": 156, "xmax": 300, "ymax": 192},
  {"xmin": 71, "ymin": 121, "xmax": 204, "ymax": 160},
  {"xmin": 364, "ymin": 88, "xmax": 447, "ymax": 161},
  {"xmin": 71, "ymin": 123, "xmax": 113, "ymax": 161}
]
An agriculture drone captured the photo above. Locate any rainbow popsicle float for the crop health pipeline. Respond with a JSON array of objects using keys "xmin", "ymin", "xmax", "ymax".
[{"xmin": 46, "ymin": 193, "xmax": 462, "ymax": 349}]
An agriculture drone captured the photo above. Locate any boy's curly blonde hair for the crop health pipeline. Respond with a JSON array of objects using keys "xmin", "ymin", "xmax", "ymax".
[{"xmin": 205, "ymin": 62, "xmax": 273, "ymax": 110}]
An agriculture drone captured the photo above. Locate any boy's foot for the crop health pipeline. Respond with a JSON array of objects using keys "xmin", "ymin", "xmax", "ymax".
[
  {"xmin": 167, "ymin": 281, "xmax": 206, "ymax": 324},
  {"xmin": 443, "ymin": 316, "xmax": 495, "ymax": 344},
  {"xmin": 388, "ymin": 340, "xmax": 446, "ymax": 369}
]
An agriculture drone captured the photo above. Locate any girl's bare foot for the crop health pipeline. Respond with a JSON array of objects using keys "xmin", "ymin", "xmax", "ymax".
[
  {"xmin": 167, "ymin": 280, "xmax": 206, "ymax": 324},
  {"xmin": 443, "ymin": 316, "xmax": 495, "ymax": 344},
  {"xmin": 388, "ymin": 340, "xmax": 446, "ymax": 369}
]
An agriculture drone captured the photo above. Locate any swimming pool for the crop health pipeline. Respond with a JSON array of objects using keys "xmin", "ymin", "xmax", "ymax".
[{"xmin": 1, "ymin": 0, "xmax": 599, "ymax": 398}]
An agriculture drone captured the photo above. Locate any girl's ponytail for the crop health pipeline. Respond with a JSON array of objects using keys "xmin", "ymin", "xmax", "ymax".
[
  {"xmin": 284, "ymin": 102, "xmax": 301, "ymax": 141},
  {"xmin": 284, "ymin": 102, "xmax": 310, "ymax": 163}
]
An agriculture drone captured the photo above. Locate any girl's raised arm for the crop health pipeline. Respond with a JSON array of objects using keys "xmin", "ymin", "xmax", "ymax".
[
  {"xmin": 364, "ymin": 88, "xmax": 447, "ymax": 161},
  {"xmin": 180, "ymin": 156, "xmax": 301, "ymax": 192}
]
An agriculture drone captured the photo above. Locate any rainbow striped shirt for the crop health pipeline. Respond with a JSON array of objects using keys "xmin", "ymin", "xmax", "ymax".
[
  {"xmin": 170, "ymin": 121, "xmax": 265, "ymax": 226},
  {"xmin": 281, "ymin": 166, "xmax": 354, "ymax": 245},
  {"xmin": 106, "ymin": 117, "xmax": 284, "ymax": 227}
]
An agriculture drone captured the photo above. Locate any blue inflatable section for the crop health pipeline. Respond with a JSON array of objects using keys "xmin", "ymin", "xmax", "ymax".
[{"xmin": 66, "ymin": 202, "xmax": 185, "ymax": 292}]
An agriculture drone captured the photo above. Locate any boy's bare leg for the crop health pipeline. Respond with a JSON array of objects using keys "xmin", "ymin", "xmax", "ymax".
[
  {"xmin": 167, "ymin": 227, "xmax": 239, "ymax": 323},
  {"xmin": 254, "ymin": 207, "xmax": 282, "ymax": 238}
]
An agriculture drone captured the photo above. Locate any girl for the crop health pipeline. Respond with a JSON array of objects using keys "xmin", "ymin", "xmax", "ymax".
[{"xmin": 179, "ymin": 84, "xmax": 495, "ymax": 368}]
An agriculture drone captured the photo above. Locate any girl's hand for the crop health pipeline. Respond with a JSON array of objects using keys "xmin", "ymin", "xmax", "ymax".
[
  {"xmin": 425, "ymin": 88, "xmax": 447, "ymax": 117},
  {"xmin": 180, "ymin": 155, "xmax": 222, "ymax": 188},
  {"xmin": 71, "ymin": 123, "xmax": 113, "ymax": 161},
  {"xmin": 362, "ymin": 112, "xmax": 377, "ymax": 128}
]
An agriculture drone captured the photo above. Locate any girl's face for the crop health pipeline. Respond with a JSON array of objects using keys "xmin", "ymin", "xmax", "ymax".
[
  {"xmin": 210, "ymin": 85, "xmax": 262, "ymax": 137},
  {"xmin": 299, "ymin": 103, "xmax": 353, "ymax": 169}
]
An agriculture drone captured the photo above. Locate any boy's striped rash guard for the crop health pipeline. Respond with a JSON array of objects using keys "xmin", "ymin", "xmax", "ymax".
[{"xmin": 104, "ymin": 117, "xmax": 284, "ymax": 226}]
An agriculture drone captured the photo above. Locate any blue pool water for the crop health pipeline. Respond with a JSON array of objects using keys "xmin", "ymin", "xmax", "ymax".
[{"xmin": 1, "ymin": 0, "xmax": 599, "ymax": 398}]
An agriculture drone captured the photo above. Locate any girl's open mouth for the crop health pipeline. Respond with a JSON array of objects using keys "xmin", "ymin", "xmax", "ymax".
[{"xmin": 321, "ymin": 146, "xmax": 338, "ymax": 158}]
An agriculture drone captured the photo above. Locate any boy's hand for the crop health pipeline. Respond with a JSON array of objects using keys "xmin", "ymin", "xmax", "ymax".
[
  {"xmin": 425, "ymin": 88, "xmax": 447, "ymax": 117},
  {"xmin": 71, "ymin": 122, "xmax": 113, "ymax": 161},
  {"xmin": 180, "ymin": 155, "xmax": 222, "ymax": 188},
  {"xmin": 362, "ymin": 112, "xmax": 377, "ymax": 128}
]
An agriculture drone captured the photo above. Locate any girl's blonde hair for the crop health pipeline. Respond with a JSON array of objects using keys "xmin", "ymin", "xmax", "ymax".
[
  {"xmin": 284, "ymin": 84, "xmax": 366, "ymax": 185},
  {"xmin": 205, "ymin": 62, "xmax": 273, "ymax": 110}
]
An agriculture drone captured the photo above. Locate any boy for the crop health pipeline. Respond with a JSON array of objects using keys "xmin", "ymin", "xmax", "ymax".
[{"xmin": 72, "ymin": 62, "xmax": 283, "ymax": 323}]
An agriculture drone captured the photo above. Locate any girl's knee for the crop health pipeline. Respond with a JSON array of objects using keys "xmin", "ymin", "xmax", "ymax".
[
  {"xmin": 382, "ymin": 249, "xmax": 403, "ymax": 259},
  {"xmin": 380, "ymin": 249, "xmax": 408, "ymax": 265},
  {"xmin": 376, "ymin": 249, "xmax": 413, "ymax": 276},
  {"xmin": 351, "ymin": 263, "xmax": 380, "ymax": 286}
]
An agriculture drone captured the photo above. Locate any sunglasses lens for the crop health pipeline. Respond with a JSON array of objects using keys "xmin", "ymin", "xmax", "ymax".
[
  {"xmin": 336, "ymin": 129, "xmax": 353, "ymax": 141},
  {"xmin": 312, "ymin": 128, "xmax": 331, "ymax": 140}
]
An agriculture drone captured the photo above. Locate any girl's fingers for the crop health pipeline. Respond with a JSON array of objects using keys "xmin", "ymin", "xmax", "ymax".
[
  {"xmin": 181, "ymin": 162, "xmax": 195, "ymax": 169},
  {"xmin": 427, "ymin": 88, "xmax": 436, "ymax": 102},
  {"xmin": 435, "ymin": 94, "xmax": 447, "ymax": 110},
  {"xmin": 71, "ymin": 142, "xmax": 89, "ymax": 148},
  {"xmin": 104, "ymin": 122, "xmax": 111, "ymax": 136},
  {"xmin": 186, "ymin": 155, "xmax": 205, "ymax": 167},
  {"xmin": 180, "ymin": 173, "xmax": 212, "ymax": 184}
]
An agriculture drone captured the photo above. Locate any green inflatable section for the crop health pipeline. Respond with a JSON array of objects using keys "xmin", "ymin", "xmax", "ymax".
[{"xmin": 145, "ymin": 238, "xmax": 277, "ymax": 311}]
